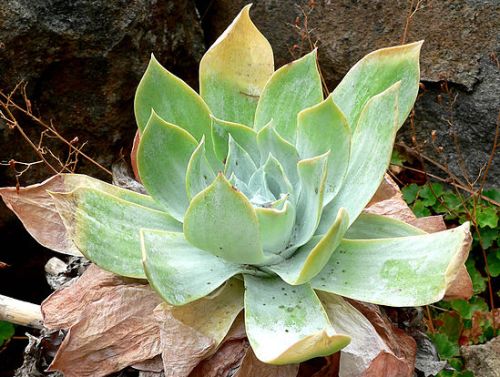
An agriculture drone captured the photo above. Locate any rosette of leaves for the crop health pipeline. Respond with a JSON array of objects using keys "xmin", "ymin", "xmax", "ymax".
[{"xmin": 1, "ymin": 5, "xmax": 471, "ymax": 366}]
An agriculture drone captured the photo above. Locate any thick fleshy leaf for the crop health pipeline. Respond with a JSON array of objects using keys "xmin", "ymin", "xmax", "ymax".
[
  {"xmin": 333, "ymin": 41, "xmax": 422, "ymax": 131},
  {"xmin": 345, "ymin": 213, "xmax": 425, "ymax": 239},
  {"xmin": 184, "ymin": 174, "xmax": 266, "ymax": 264},
  {"xmin": 247, "ymin": 167, "xmax": 275, "ymax": 205},
  {"xmin": 134, "ymin": 54, "xmax": 217, "ymax": 168},
  {"xmin": 254, "ymin": 50, "xmax": 323, "ymax": 143},
  {"xmin": 199, "ymin": 5, "xmax": 274, "ymax": 126},
  {"xmin": 141, "ymin": 229, "xmax": 244, "ymax": 306},
  {"xmin": 0, "ymin": 174, "xmax": 164, "ymax": 256},
  {"xmin": 256, "ymin": 123, "xmax": 300, "ymax": 185},
  {"xmin": 312, "ymin": 222, "xmax": 471, "ymax": 306},
  {"xmin": 244, "ymin": 275, "xmax": 350, "ymax": 365},
  {"xmin": 318, "ymin": 82, "xmax": 400, "ymax": 232},
  {"xmin": 286, "ymin": 153, "xmax": 329, "ymax": 253},
  {"xmin": 137, "ymin": 111, "xmax": 197, "ymax": 221},
  {"xmin": 262, "ymin": 154, "xmax": 294, "ymax": 199},
  {"xmin": 44, "ymin": 265, "xmax": 162, "ymax": 377},
  {"xmin": 256, "ymin": 200, "xmax": 295, "ymax": 254},
  {"xmin": 297, "ymin": 95, "xmax": 351, "ymax": 203},
  {"xmin": 186, "ymin": 137, "xmax": 216, "ymax": 200},
  {"xmin": 225, "ymin": 136, "xmax": 257, "ymax": 183},
  {"xmin": 50, "ymin": 187, "xmax": 180, "ymax": 279},
  {"xmin": 270, "ymin": 208, "xmax": 349, "ymax": 285},
  {"xmin": 211, "ymin": 117, "xmax": 259, "ymax": 164}
]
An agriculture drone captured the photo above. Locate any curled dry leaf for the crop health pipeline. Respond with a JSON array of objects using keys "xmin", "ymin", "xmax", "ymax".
[
  {"xmin": 348, "ymin": 300, "xmax": 416, "ymax": 377},
  {"xmin": 233, "ymin": 348, "xmax": 300, "ymax": 377},
  {"xmin": 0, "ymin": 175, "xmax": 80, "ymax": 256},
  {"xmin": 42, "ymin": 265, "xmax": 162, "ymax": 377}
]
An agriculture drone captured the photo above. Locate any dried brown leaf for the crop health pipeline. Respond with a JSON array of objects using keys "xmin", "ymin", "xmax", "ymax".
[
  {"xmin": 189, "ymin": 339, "xmax": 249, "ymax": 377},
  {"xmin": 43, "ymin": 264, "xmax": 162, "ymax": 377},
  {"xmin": 0, "ymin": 175, "xmax": 80, "ymax": 255},
  {"xmin": 233, "ymin": 348, "xmax": 300, "ymax": 377},
  {"xmin": 348, "ymin": 300, "xmax": 416, "ymax": 377},
  {"xmin": 133, "ymin": 355, "xmax": 164, "ymax": 373},
  {"xmin": 154, "ymin": 303, "xmax": 216, "ymax": 377}
]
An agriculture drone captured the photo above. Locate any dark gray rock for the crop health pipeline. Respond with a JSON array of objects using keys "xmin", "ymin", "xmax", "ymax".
[
  {"xmin": 200, "ymin": 0, "xmax": 499, "ymax": 186},
  {"xmin": 0, "ymin": 0, "xmax": 205, "ymax": 187}
]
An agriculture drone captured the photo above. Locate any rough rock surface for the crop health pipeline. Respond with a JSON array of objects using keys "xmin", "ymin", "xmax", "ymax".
[
  {"xmin": 199, "ymin": 0, "xmax": 500, "ymax": 186},
  {"xmin": 0, "ymin": 0, "xmax": 204, "ymax": 186},
  {"xmin": 461, "ymin": 336, "xmax": 500, "ymax": 377}
]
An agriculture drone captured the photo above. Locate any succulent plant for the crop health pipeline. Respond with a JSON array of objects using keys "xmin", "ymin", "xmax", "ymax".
[{"xmin": 1, "ymin": 5, "xmax": 471, "ymax": 367}]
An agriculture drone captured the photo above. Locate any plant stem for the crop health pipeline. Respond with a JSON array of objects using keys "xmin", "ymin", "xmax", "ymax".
[{"xmin": 0, "ymin": 295, "xmax": 43, "ymax": 329}]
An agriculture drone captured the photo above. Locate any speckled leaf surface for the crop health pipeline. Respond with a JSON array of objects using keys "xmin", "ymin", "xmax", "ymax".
[
  {"xmin": 137, "ymin": 112, "xmax": 197, "ymax": 222},
  {"xmin": 345, "ymin": 213, "xmax": 425, "ymax": 239},
  {"xmin": 254, "ymin": 50, "xmax": 323, "ymax": 143},
  {"xmin": 333, "ymin": 41, "xmax": 422, "ymax": 131},
  {"xmin": 318, "ymin": 83, "xmax": 400, "ymax": 232},
  {"xmin": 200, "ymin": 5, "xmax": 273, "ymax": 126},
  {"xmin": 141, "ymin": 229, "xmax": 243, "ymax": 305},
  {"xmin": 50, "ymin": 187, "xmax": 180, "ymax": 279},
  {"xmin": 183, "ymin": 174, "xmax": 266, "ymax": 264},
  {"xmin": 297, "ymin": 96, "xmax": 351, "ymax": 204},
  {"xmin": 312, "ymin": 222, "xmax": 471, "ymax": 306},
  {"xmin": 244, "ymin": 275, "xmax": 350, "ymax": 364},
  {"xmin": 270, "ymin": 208, "xmax": 349, "ymax": 285},
  {"xmin": 185, "ymin": 137, "xmax": 216, "ymax": 200}
]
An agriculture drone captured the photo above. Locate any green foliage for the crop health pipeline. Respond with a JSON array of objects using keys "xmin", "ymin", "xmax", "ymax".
[
  {"xmin": 0, "ymin": 321, "xmax": 14, "ymax": 347},
  {"xmin": 401, "ymin": 182, "xmax": 500, "ymax": 376}
]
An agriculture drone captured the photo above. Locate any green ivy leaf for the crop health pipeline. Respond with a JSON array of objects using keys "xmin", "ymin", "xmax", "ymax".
[
  {"xmin": 486, "ymin": 250, "xmax": 500, "ymax": 277},
  {"xmin": 435, "ymin": 311, "xmax": 462, "ymax": 342},
  {"xmin": 477, "ymin": 227, "xmax": 498, "ymax": 249},
  {"xmin": 390, "ymin": 149, "xmax": 406, "ymax": 165},
  {"xmin": 402, "ymin": 183, "xmax": 419, "ymax": 204},
  {"xmin": 450, "ymin": 297, "xmax": 488, "ymax": 320},
  {"xmin": 430, "ymin": 332, "xmax": 459, "ymax": 359},
  {"xmin": 0, "ymin": 321, "xmax": 15, "ymax": 346},
  {"xmin": 465, "ymin": 260, "xmax": 487, "ymax": 294},
  {"xmin": 476, "ymin": 206, "xmax": 498, "ymax": 229},
  {"xmin": 482, "ymin": 188, "xmax": 500, "ymax": 202},
  {"xmin": 412, "ymin": 199, "xmax": 432, "ymax": 217}
]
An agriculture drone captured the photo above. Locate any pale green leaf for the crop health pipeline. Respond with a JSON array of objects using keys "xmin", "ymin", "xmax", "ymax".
[
  {"xmin": 185, "ymin": 137, "xmax": 216, "ymax": 200},
  {"xmin": 257, "ymin": 123, "xmax": 300, "ymax": 186},
  {"xmin": 269, "ymin": 208, "xmax": 349, "ymax": 285},
  {"xmin": 141, "ymin": 229, "xmax": 243, "ymax": 305},
  {"xmin": 296, "ymin": 95, "xmax": 351, "ymax": 204},
  {"xmin": 137, "ymin": 111, "xmax": 197, "ymax": 222},
  {"xmin": 333, "ymin": 41, "xmax": 422, "ymax": 131},
  {"xmin": 183, "ymin": 174, "xmax": 267, "ymax": 264},
  {"xmin": 262, "ymin": 154, "xmax": 294, "ymax": 199},
  {"xmin": 312, "ymin": 222, "xmax": 471, "ymax": 306},
  {"xmin": 256, "ymin": 200, "xmax": 296, "ymax": 254},
  {"xmin": 247, "ymin": 167, "xmax": 275, "ymax": 205},
  {"xmin": 254, "ymin": 50, "xmax": 323, "ymax": 143},
  {"xmin": 287, "ymin": 153, "xmax": 329, "ymax": 252},
  {"xmin": 134, "ymin": 54, "xmax": 216, "ymax": 165},
  {"xmin": 199, "ymin": 5, "xmax": 274, "ymax": 126},
  {"xmin": 244, "ymin": 275, "xmax": 350, "ymax": 365},
  {"xmin": 50, "ymin": 187, "xmax": 181, "ymax": 279},
  {"xmin": 211, "ymin": 116, "xmax": 259, "ymax": 164},
  {"xmin": 224, "ymin": 135, "xmax": 257, "ymax": 183},
  {"xmin": 345, "ymin": 213, "xmax": 426, "ymax": 239},
  {"xmin": 318, "ymin": 82, "xmax": 400, "ymax": 232}
]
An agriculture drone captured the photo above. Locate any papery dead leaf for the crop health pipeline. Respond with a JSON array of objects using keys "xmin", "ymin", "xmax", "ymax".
[
  {"xmin": 0, "ymin": 175, "xmax": 80, "ymax": 255},
  {"xmin": 365, "ymin": 174, "xmax": 416, "ymax": 223},
  {"xmin": 155, "ymin": 303, "xmax": 216, "ymax": 377},
  {"xmin": 133, "ymin": 355, "xmax": 164, "ymax": 373},
  {"xmin": 43, "ymin": 264, "xmax": 162, "ymax": 377},
  {"xmin": 189, "ymin": 339, "xmax": 249, "ymax": 377},
  {"xmin": 233, "ymin": 348, "xmax": 300, "ymax": 377},
  {"xmin": 348, "ymin": 300, "xmax": 416, "ymax": 377}
]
